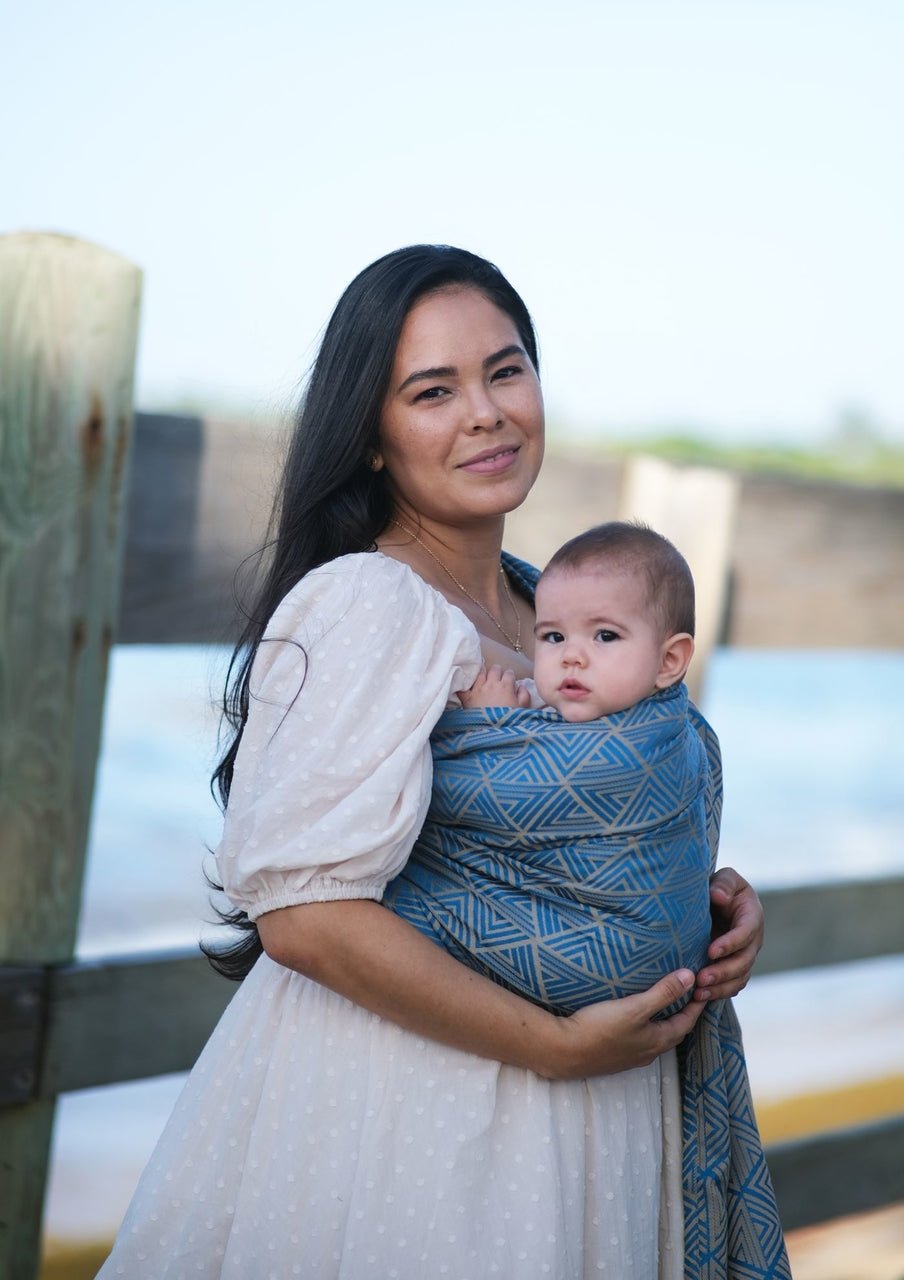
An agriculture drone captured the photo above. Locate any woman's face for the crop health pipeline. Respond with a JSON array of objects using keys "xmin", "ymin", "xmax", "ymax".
[{"xmin": 376, "ymin": 286, "xmax": 545, "ymax": 528}]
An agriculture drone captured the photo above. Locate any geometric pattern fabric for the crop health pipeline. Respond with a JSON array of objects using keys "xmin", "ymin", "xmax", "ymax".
[
  {"xmin": 679, "ymin": 998, "xmax": 792, "ymax": 1278},
  {"xmin": 386, "ymin": 682, "xmax": 715, "ymax": 1016}
]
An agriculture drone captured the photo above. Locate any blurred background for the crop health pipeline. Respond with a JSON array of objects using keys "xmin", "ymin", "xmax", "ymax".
[
  {"xmin": 3, "ymin": 2, "xmax": 903, "ymax": 1277},
  {"xmin": 6, "ymin": 0, "xmax": 903, "ymax": 452}
]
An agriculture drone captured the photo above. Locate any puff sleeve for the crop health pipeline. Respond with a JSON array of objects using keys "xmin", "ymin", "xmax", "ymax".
[{"xmin": 214, "ymin": 553, "xmax": 483, "ymax": 920}]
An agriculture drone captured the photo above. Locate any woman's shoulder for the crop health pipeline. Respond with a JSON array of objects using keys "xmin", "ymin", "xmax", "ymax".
[
  {"xmin": 277, "ymin": 549, "xmax": 410, "ymax": 603},
  {"xmin": 275, "ymin": 549, "xmax": 450, "ymax": 610},
  {"xmin": 250, "ymin": 551, "xmax": 482, "ymax": 709},
  {"xmin": 266, "ymin": 551, "xmax": 478, "ymax": 647}
]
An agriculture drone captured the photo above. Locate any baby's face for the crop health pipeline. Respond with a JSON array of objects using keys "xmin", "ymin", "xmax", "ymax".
[{"xmin": 533, "ymin": 566, "xmax": 668, "ymax": 721}]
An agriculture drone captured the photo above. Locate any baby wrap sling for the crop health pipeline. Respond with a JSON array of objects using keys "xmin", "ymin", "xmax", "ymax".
[
  {"xmin": 383, "ymin": 554, "xmax": 791, "ymax": 1280},
  {"xmin": 385, "ymin": 683, "xmax": 715, "ymax": 1015}
]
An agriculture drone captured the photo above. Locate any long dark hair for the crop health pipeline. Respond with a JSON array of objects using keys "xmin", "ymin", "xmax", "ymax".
[{"xmin": 204, "ymin": 244, "xmax": 539, "ymax": 979}]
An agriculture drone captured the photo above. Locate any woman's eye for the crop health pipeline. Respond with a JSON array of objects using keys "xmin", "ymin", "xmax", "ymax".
[
  {"xmin": 414, "ymin": 385, "xmax": 449, "ymax": 403},
  {"xmin": 492, "ymin": 364, "xmax": 522, "ymax": 381},
  {"xmin": 595, "ymin": 630, "xmax": 619, "ymax": 643}
]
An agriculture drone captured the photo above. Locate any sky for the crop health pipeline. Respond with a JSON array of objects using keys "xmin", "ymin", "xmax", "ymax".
[{"xmin": 3, "ymin": 0, "xmax": 902, "ymax": 444}]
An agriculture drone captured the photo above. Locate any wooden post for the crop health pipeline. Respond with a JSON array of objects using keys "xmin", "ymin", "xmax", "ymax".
[
  {"xmin": 616, "ymin": 454, "xmax": 739, "ymax": 703},
  {"xmin": 0, "ymin": 233, "xmax": 142, "ymax": 1279}
]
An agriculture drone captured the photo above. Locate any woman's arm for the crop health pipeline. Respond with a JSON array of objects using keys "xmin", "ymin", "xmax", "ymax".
[
  {"xmin": 693, "ymin": 867, "xmax": 765, "ymax": 1001},
  {"xmin": 258, "ymin": 898, "xmax": 705, "ymax": 1081}
]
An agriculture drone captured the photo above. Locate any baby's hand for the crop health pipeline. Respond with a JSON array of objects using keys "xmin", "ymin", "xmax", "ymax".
[{"xmin": 459, "ymin": 665, "xmax": 532, "ymax": 709}]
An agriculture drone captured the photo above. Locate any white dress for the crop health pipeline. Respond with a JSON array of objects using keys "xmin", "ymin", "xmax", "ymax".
[{"xmin": 98, "ymin": 553, "xmax": 685, "ymax": 1280}]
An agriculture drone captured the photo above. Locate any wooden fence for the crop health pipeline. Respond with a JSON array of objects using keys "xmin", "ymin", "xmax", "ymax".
[{"xmin": 1, "ymin": 233, "xmax": 903, "ymax": 1280}]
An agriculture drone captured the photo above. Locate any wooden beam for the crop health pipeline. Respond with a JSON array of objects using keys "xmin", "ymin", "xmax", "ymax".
[
  {"xmin": 0, "ymin": 231, "xmax": 142, "ymax": 1280},
  {"xmin": 0, "ymin": 970, "xmax": 45, "ymax": 1108},
  {"xmin": 38, "ymin": 951, "xmax": 232, "ymax": 1096},
  {"xmin": 117, "ymin": 413, "xmax": 205, "ymax": 641},
  {"xmin": 118, "ymin": 412, "xmax": 281, "ymax": 643},
  {"xmin": 0, "ymin": 876, "xmax": 897, "ymax": 1106},
  {"xmin": 769, "ymin": 1114, "xmax": 904, "ymax": 1231},
  {"xmin": 756, "ymin": 876, "xmax": 904, "ymax": 976}
]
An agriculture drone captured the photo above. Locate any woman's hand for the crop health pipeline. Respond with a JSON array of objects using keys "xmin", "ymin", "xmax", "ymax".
[
  {"xmin": 543, "ymin": 970, "xmax": 705, "ymax": 1080},
  {"xmin": 260, "ymin": 900, "xmax": 705, "ymax": 1083},
  {"xmin": 693, "ymin": 866, "xmax": 765, "ymax": 1002}
]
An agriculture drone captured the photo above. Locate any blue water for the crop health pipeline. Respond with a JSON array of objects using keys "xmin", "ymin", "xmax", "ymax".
[
  {"xmin": 46, "ymin": 647, "xmax": 904, "ymax": 1242},
  {"xmin": 706, "ymin": 650, "xmax": 904, "ymax": 885}
]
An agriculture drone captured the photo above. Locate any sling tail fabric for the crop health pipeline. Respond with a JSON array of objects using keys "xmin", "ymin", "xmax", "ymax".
[{"xmin": 679, "ymin": 998, "xmax": 791, "ymax": 1278}]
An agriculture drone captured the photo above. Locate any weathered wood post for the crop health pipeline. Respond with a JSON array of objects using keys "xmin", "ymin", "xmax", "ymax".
[
  {"xmin": 0, "ymin": 233, "xmax": 142, "ymax": 1279},
  {"xmin": 616, "ymin": 454, "xmax": 739, "ymax": 703}
]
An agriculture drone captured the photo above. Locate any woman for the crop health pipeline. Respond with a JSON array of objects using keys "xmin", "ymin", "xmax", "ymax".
[{"xmin": 98, "ymin": 246, "xmax": 783, "ymax": 1279}]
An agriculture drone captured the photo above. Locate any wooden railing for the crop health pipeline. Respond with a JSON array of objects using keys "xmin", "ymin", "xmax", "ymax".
[{"xmin": 2, "ymin": 232, "xmax": 903, "ymax": 1280}]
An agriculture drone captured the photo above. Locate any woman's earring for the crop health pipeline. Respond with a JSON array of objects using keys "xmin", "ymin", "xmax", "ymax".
[{"xmin": 368, "ymin": 452, "xmax": 384, "ymax": 472}]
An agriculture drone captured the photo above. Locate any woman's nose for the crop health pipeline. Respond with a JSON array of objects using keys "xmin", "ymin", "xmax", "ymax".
[{"xmin": 466, "ymin": 384, "xmax": 503, "ymax": 430}]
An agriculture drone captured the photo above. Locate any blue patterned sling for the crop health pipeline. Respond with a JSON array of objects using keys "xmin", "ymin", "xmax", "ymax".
[
  {"xmin": 385, "ymin": 683, "xmax": 716, "ymax": 1015},
  {"xmin": 383, "ymin": 553, "xmax": 791, "ymax": 1280}
]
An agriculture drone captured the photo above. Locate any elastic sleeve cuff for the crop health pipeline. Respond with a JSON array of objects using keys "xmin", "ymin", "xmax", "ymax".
[{"xmin": 244, "ymin": 876, "xmax": 386, "ymax": 921}]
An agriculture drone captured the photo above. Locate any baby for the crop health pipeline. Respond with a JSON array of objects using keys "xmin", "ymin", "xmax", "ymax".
[
  {"xmin": 385, "ymin": 521, "xmax": 716, "ymax": 1015},
  {"xmin": 460, "ymin": 520, "xmax": 695, "ymax": 720}
]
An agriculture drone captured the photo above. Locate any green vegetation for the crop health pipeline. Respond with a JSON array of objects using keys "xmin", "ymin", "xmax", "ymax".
[{"xmin": 593, "ymin": 432, "xmax": 904, "ymax": 489}]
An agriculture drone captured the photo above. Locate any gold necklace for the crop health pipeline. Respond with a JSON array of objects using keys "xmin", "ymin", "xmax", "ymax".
[{"xmin": 390, "ymin": 519, "xmax": 523, "ymax": 652}]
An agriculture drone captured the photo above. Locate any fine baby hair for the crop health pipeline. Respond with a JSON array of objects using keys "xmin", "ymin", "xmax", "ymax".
[{"xmin": 541, "ymin": 520, "xmax": 696, "ymax": 639}]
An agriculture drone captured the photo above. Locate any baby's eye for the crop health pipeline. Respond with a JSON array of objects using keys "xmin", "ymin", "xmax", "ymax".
[
  {"xmin": 539, "ymin": 630, "xmax": 565, "ymax": 644},
  {"xmin": 595, "ymin": 629, "xmax": 619, "ymax": 643}
]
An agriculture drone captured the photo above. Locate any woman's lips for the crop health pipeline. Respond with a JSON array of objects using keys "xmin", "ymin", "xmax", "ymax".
[{"xmin": 457, "ymin": 445, "xmax": 520, "ymax": 474}]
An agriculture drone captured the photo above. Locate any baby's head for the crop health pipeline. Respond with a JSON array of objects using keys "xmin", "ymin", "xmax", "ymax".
[{"xmin": 533, "ymin": 522, "xmax": 696, "ymax": 721}]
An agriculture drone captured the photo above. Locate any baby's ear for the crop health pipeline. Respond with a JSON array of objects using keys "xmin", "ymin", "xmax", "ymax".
[{"xmin": 654, "ymin": 633, "xmax": 694, "ymax": 689}]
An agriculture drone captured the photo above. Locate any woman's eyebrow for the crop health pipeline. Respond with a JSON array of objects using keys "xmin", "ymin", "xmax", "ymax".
[
  {"xmin": 484, "ymin": 343, "xmax": 527, "ymax": 367},
  {"xmin": 396, "ymin": 364, "xmax": 456, "ymax": 393},
  {"xmin": 395, "ymin": 345, "xmax": 527, "ymax": 394}
]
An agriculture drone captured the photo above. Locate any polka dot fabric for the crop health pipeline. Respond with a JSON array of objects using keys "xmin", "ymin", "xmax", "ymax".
[
  {"xmin": 97, "ymin": 554, "xmax": 684, "ymax": 1278},
  {"xmin": 216, "ymin": 555, "xmax": 484, "ymax": 919}
]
